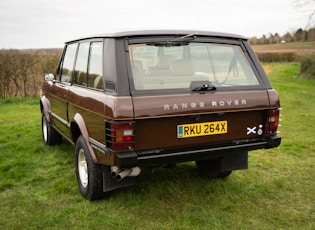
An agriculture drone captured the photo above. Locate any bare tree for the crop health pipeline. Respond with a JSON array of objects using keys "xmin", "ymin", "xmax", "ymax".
[
  {"xmin": 294, "ymin": 0, "xmax": 315, "ymax": 27},
  {"xmin": 0, "ymin": 49, "xmax": 19, "ymax": 98},
  {"xmin": 18, "ymin": 52, "xmax": 39, "ymax": 97},
  {"xmin": 294, "ymin": 28, "xmax": 308, "ymax": 41}
]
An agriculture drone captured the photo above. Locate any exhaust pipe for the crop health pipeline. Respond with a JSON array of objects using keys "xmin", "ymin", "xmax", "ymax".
[
  {"xmin": 116, "ymin": 169, "xmax": 132, "ymax": 181},
  {"xmin": 110, "ymin": 166, "xmax": 120, "ymax": 178},
  {"xmin": 110, "ymin": 166, "xmax": 141, "ymax": 181}
]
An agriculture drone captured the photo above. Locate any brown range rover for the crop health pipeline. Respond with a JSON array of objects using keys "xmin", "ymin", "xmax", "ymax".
[{"xmin": 40, "ymin": 30, "xmax": 281, "ymax": 200}]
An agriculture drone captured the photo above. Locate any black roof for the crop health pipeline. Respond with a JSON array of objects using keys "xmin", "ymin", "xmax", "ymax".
[{"xmin": 66, "ymin": 30, "xmax": 247, "ymax": 43}]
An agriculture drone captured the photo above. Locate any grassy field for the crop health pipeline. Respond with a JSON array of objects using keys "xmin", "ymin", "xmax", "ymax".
[{"xmin": 1, "ymin": 63, "xmax": 315, "ymax": 229}]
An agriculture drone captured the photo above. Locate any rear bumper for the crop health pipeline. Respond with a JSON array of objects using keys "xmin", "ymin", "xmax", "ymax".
[
  {"xmin": 116, "ymin": 136, "xmax": 281, "ymax": 168},
  {"xmin": 265, "ymin": 135, "xmax": 282, "ymax": 149}
]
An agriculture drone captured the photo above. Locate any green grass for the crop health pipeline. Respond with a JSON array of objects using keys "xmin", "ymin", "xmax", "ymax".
[{"xmin": 1, "ymin": 63, "xmax": 315, "ymax": 229}]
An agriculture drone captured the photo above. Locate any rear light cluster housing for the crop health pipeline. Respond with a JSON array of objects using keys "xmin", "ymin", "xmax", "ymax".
[
  {"xmin": 265, "ymin": 109, "xmax": 281, "ymax": 135},
  {"xmin": 106, "ymin": 120, "xmax": 135, "ymax": 151}
]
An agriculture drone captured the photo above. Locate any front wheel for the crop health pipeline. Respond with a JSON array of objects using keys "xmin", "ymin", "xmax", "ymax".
[
  {"xmin": 75, "ymin": 136, "xmax": 104, "ymax": 200},
  {"xmin": 42, "ymin": 112, "xmax": 62, "ymax": 146},
  {"xmin": 195, "ymin": 159, "xmax": 232, "ymax": 179}
]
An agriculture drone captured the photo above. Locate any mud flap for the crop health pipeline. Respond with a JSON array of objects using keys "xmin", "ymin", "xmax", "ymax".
[
  {"xmin": 220, "ymin": 151, "xmax": 248, "ymax": 172},
  {"xmin": 102, "ymin": 165, "xmax": 136, "ymax": 192}
]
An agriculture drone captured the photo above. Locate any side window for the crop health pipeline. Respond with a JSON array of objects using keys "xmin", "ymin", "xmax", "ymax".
[
  {"xmin": 61, "ymin": 43, "xmax": 77, "ymax": 83},
  {"xmin": 88, "ymin": 42, "xmax": 103, "ymax": 89},
  {"xmin": 74, "ymin": 42, "xmax": 89, "ymax": 86}
]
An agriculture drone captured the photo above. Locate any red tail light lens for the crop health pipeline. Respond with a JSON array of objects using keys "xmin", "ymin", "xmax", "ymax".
[
  {"xmin": 106, "ymin": 121, "xmax": 135, "ymax": 150},
  {"xmin": 266, "ymin": 109, "xmax": 281, "ymax": 135}
]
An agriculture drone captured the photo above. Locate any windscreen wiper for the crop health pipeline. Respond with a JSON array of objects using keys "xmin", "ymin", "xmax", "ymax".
[
  {"xmin": 191, "ymin": 84, "xmax": 216, "ymax": 92},
  {"xmin": 146, "ymin": 32, "xmax": 198, "ymax": 47},
  {"xmin": 190, "ymin": 81, "xmax": 216, "ymax": 93}
]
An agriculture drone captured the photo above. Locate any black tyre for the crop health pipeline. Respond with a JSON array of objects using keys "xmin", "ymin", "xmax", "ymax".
[
  {"xmin": 75, "ymin": 136, "xmax": 104, "ymax": 200},
  {"xmin": 195, "ymin": 159, "xmax": 232, "ymax": 179},
  {"xmin": 42, "ymin": 112, "xmax": 62, "ymax": 146}
]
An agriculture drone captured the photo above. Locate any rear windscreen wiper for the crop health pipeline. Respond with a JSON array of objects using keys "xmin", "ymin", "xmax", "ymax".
[
  {"xmin": 190, "ymin": 81, "xmax": 216, "ymax": 93},
  {"xmin": 191, "ymin": 84, "xmax": 216, "ymax": 92}
]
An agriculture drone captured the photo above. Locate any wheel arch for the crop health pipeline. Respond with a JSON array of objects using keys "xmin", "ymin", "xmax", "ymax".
[
  {"xmin": 40, "ymin": 96, "xmax": 51, "ymax": 123},
  {"xmin": 70, "ymin": 122, "xmax": 81, "ymax": 144},
  {"xmin": 72, "ymin": 113, "xmax": 98, "ymax": 163}
]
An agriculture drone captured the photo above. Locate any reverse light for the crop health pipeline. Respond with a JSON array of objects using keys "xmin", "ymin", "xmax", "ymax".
[
  {"xmin": 266, "ymin": 109, "xmax": 281, "ymax": 135},
  {"xmin": 106, "ymin": 121, "xmax": 135, "ymax": 150}
]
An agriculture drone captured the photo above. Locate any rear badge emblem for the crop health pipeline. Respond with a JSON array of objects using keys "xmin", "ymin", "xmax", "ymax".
[
  {"xmin": 247, "ymin": 126, "xmax": 256, "ymax": 135},
  {"xmin": 247, "ymin": 124, "xmax": 263, "ymax": 135}
]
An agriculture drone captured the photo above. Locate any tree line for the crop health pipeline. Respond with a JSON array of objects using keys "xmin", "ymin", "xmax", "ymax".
[
  {"xmin": 249, "ymin": 27, "xmax": 315, "ymax": 45},
  {"xmin": 0, "ymin": 49, "xmax": 61, "ymax": 98},
  {"xmin": 0, "ymin": 26, "xmax": 314, "ymax": 99}
]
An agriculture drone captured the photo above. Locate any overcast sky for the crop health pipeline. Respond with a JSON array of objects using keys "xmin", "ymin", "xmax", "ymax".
[{"xmin": 0, "ymin": 0, "xmax": 310, "ymax": 49}]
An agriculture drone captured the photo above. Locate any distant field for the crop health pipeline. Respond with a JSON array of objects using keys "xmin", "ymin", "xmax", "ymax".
[{"xmin": 252, "ymin": 42, "xmax": 315, "ymax": 56}]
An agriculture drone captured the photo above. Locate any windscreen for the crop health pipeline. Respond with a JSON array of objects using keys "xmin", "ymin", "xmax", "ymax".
[{"xmin": 129, "ymin": 42, "xmax": 260, "ymax": 92}]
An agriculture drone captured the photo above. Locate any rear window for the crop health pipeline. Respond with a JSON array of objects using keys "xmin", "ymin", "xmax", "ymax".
[{"xmin": 129, "ymin": 42, "xmax": 260, "ymax": 92}]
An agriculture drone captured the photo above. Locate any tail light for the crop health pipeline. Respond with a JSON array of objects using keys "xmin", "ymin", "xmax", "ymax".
[
  {"xmin": 106, "ymin": 120, "xmax": 135, "ymax": 150},
  {"xmin": 265, "ymin": 109, "xmax": 281, "ymax": 135}
]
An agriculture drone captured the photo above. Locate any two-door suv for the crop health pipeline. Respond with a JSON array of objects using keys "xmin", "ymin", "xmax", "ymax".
[{"xmin": 40, "ymin": 30, "xmax": 281, "ymax": 200}]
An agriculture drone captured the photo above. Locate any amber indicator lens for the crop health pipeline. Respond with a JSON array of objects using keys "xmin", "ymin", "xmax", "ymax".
[{"xmin": 106, "ymin": 121, "xmax": 134, "ymax": 150}]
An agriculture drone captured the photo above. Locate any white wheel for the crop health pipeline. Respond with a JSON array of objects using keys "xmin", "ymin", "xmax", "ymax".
[
  {"xmin": 75, "ymin": 136, "xmax": 104, "ymax": 200},
  {"xmin": 41, "ymin": 112, "xmax": 62, "ymax": 146},
  {"xmin": 77, "ymin": 148, "xmax": 88, "ymax": 188},
  {"xmin": 42, "ymin": 116, "xmax": 48, "ymax": 143}
]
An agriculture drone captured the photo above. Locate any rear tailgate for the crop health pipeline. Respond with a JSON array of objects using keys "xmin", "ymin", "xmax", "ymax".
[{"xmin": 133, "ymin": 90, "xmax": 276, "ymax": 151}]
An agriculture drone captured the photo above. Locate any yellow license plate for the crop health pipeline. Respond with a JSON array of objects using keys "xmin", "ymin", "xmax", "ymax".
[{"xmin": 177, "ymin": 121, "xmax": 227, "ymax": 138}]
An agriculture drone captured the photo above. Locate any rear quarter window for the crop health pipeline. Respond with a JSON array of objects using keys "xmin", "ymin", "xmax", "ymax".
[{"xmin": 74, "ymin": 42, "xmax": 89, "ymax": 86}]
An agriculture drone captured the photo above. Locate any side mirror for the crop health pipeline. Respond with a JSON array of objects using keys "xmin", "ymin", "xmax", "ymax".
[{"xmin": 44, "ymin": 73, "xmax": 54, "ymax": 81}]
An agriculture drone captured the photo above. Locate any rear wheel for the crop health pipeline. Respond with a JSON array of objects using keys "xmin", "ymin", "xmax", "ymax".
[
  {"xmin": 75, "ymin": 136, "xmax": 104, "ymax": 200},
  {"xmin": 195, "ymin": 159, "xmax": 232, "ymax": 179},
  {"xmin": 42, "ymin": 112, "xmax": 62, "ymax": 146}
]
